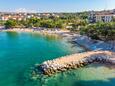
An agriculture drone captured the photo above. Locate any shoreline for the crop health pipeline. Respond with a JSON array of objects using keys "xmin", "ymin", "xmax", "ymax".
[
  {"xmin": 1, "ymin": 28, "xmax": 115, "ymax": 52},
  {"xmin": 0, "ymin": 28, "xmax": 89, "ymax": 51},
  {"xmin": 72, "ymin": 35, "xmax": 115, "ymax": 52},
  {"xmin": 0, "ymin": 28, "xmax": 70, "ymax": 34}
]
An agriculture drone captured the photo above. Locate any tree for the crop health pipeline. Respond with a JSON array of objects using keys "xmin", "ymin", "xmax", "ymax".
[{"xmin": 4, "ymin": 20, "xmax": 17, "ymax": 29}]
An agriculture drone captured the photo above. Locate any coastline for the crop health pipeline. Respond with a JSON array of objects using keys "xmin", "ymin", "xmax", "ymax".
[
  {"xmin": 0, "ymin": 28, "xmax": 91, "ymax": 52},
  {"xmin": 0, "ymin": 28, "xmax": 70, "ymax": 34},
  {"xmin": 1, "ymin": 28, "xmax": 115, "ymax": 52},
  {"xmin": 72, "ymin": 35, "xmax": 115, "ymax": 52}
]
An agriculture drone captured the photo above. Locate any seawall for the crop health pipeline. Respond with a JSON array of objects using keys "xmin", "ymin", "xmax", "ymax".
[{"xmin": 34, "ymin": 51, "xmax": 115, "ymax": 76}]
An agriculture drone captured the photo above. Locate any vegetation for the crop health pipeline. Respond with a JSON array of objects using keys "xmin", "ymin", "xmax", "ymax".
[
  {"xmin": 3, "ymin": 12, "xmax": 88, "ymax": 29},
  {"xmin": 4, "ymin": 20, "xmax": 18, "ymax": 29},
  {"xmin": 4, "ymin": 18, "xmax": 65, "ymax": 29},
  {"xmin": 0, "ymin": 20, "xmax": 5, "ymax": 26},
  {"xmin": 80, "ymin": 22, "xmax": 115, "ymax": 41},
  {"xmin": 2, "ymin": 13, "xmax": 115, "ymax": 43}
]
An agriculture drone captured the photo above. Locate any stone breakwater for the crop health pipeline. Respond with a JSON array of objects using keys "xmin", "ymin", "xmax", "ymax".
[{"xmin": 35, "ymin": 51, "xmax": 115, "ymax": 76}]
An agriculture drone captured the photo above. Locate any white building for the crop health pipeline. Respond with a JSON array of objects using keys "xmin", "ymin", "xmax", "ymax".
[
  {"xmin": 89, "ymin": 10, "xmax": 115, "ymax": 23},
  {"xmin": 95, "ymin": 14, "xmax": 113, "ymax": 22}
]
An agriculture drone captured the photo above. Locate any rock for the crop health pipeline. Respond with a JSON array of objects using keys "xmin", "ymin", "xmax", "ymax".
[{"xmin": 33, "ymin": 51, "xmax": 114, "ymax": 76}]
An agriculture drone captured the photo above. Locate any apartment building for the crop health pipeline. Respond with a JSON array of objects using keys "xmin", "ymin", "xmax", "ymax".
[
  {"xmin": 89, "ymin": 10, "xmax": 115, "ymax": 23},
  {"xmin": 95, "ymin": 14, "xmax": 113, "ymax": 22}
]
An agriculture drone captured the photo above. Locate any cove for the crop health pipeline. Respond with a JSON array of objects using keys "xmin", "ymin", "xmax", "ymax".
[{"xmin": 0, "ymin": 31, "xmax": 115, "ymax": 86}]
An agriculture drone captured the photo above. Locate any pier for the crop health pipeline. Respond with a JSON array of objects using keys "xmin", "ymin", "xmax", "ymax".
[{"xmin": 35, "ymin": 51, "xmax": 115, "ymax": 76}]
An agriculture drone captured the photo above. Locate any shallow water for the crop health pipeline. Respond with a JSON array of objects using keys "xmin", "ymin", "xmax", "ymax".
[
  {"xmin": 37, "ymin": 64, "xmax": 115, "ymax": 86},
  {"xmin": 0, "ymin": 31, "xmax": 114, "ymax": 86}
]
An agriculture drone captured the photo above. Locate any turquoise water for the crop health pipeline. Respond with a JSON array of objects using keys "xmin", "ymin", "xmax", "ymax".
[{"xmin": 0, "ymin": 31, "xmax": 115, "ymax": 86}]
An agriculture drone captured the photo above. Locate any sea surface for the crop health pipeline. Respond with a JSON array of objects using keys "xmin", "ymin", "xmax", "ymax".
[{"xmin": 0, "ymin": 31, "xmax": 115, "ymax": 86}]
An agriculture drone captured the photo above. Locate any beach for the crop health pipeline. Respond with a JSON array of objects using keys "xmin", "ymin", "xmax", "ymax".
[
  {"xmin": 0, "ymin": 28, "xmax": 70, "ymax": 34},
  {"xmin": 1, "ymin": 28, "xmax": 115, "ymax": 52}
]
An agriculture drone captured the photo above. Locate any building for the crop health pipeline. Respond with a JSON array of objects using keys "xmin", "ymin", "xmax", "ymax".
[
  {"xmin": 0, "ymin": 12, "xmax": 35, "ymax": 21},
  {"xmin": 95, "ymin": 14, "xmax": 113, "ymax": 22},
  {"xmin": 88, "ymin": 11, "xmax": 96, "ymax": 23},
  {"xmin": 88, "ymin": 10, "xmax": 115, "ymax": 23},
  {"xmin": 0, "ymin": 12, "xmax": 60, "ymax": 21}
]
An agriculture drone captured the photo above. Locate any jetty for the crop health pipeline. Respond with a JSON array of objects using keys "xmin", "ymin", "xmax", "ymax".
[{"xmin": 35, "ymin": 51, "xmax": 115, "ymax": 76}]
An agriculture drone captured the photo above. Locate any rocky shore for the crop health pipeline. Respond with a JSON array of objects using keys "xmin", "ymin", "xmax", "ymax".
[
  {"xmin": 34, "ymin": 51, "xmax": 115, "ymax": 76},
  {"xmin": 72, "ymin": 35, "xmax": 115, "ymax": 51}
]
